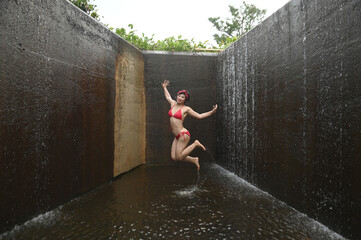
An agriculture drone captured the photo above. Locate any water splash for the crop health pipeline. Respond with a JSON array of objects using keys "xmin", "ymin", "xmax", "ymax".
[
  {"xmin": 205, "ymin": 149, "xmax": 216, "ymax": 162},
  {"xmin": 174, "ymin": 171, "xmax": 201, "ymax": 198},
  {"xmin": 174, "ymin": 185, "xmax": 199, "ymax": 198},
  {"xmin": 0, "ymin": 209, "xmax": 61, "ymax": 239}
]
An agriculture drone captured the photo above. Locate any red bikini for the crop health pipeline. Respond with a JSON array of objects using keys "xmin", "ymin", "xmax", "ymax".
[
  {"xmin": 168, "ymin": 105, "xmax": 191, "ymax": 140},
  {"xmin": 168, "ymin": 105, "xmax": 183, "ymax": 120},
  {"xmin": 175, "ymin": 131, "xmax": 190, "ymax": 140}
]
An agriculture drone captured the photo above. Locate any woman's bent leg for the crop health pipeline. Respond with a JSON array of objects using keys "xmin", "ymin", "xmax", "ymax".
[
  {"xmin": 175, "ymin": 135, "xmax": 190, "ymax": 160},
  {"xmin": 180, "ymin": 140, "xmax": 206, "ymax": 160},
  {"xmin": 175, "ymin": 136, "xmax": 205, "ymax": 170},
  {"xmin": 183, "ymin": 156, "xmax": 200, "ymax": 171}
]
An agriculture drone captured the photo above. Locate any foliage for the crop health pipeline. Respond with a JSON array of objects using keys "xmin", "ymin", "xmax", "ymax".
[
  {"xmin": 209, "ymin": 1, "xmax": 266, "ymax": 48},
  {"xmin": 111, "ymin": 24, "xmax": 213, "ymax": 52},
  {"xmin": 69, "ymin": 0, "xmax": 100, "ymax": 20},
  {"xmin": 70, "ymin": 0, "xmax": 220, "ymax": 52}
]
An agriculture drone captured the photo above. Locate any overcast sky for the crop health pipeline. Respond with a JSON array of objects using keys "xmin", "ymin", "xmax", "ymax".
[{"xmin": 91, "ymin": 0, "xmax": 290, "ymax": 46}]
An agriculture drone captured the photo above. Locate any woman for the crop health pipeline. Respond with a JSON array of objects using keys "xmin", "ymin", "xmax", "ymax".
[{"xmin": 161, "ymin": 80, "xmax": 217, "ymax": 170}]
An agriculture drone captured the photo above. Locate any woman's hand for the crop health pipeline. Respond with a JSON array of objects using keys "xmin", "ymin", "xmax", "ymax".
[
  {"xmin": 212, "ymin": 104, "xmax": 218, "ymax": 113},
  {"xmin": 161, "ymin": 80, "xmax": 170, "ymax": 88},
  {"xmin": 162, "ymin": 80, "xmax": 174, "ymax": 104}
]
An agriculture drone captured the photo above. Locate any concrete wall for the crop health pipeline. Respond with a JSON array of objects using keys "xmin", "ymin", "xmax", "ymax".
[
  {"xmin": 114, "ymin": 47, "xmax": 146, "ymax": 176},
  {"xmin": 0, "ymin": 0, "xmax": 145, "ymax": 232},
  {"xmin": 2, "ymin": 0, "xmax": 359, "ymax": 238},
  {"xmin": 216, "ymin": 0, "xmax": 361, "ymax": 238},
  {"xmin": 144, "ymin": 51, "xmax": 217, "ymax": 165}
]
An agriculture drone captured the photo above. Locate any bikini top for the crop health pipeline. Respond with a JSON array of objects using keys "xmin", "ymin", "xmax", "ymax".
[{"xmin": 168, "ymin": 105, "xmax": 183, "ymax": 120}]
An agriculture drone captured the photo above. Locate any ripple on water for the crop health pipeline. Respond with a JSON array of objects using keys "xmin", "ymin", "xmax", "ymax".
[{"xmin": 1, "ymin": 164, "xmax": 347, "ymax": 240}]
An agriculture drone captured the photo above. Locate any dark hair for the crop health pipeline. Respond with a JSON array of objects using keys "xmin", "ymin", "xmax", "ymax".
[{"xmin": 177, "ymin": 90, "xmax": 190, "ymax": 102}]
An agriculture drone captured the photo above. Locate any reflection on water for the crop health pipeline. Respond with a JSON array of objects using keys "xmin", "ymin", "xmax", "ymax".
[{"xmin": 1, "ymin": 163, "xmax": 346, "ymax": 240}]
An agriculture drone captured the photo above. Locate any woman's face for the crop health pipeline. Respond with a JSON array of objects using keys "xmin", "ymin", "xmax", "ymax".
[{"xmin": 177, "ymin": 94, "xmax": 186, "ymax": 104}]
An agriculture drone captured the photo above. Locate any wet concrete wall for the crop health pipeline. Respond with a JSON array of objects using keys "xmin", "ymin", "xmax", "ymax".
[
  {"xmin": 216, "ymin": 0, "xmax": 361, "ymax": 238},
  {"xmin": 144, "ymin": 51, "xmax": 217, "ymax": 165},
  {"xmin": 0, "ymin": 0, "xmax": 145, "ymax": 232}
]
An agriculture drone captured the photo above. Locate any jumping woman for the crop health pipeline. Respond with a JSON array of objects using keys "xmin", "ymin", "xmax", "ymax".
[{"xmin": 162, "ymin": 80, "xmax": 217, "ymax": 171}]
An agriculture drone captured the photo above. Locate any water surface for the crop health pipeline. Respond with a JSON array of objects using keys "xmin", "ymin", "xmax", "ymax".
[{"xmin": 1, "ymin": 163, "xmax": 346, "ymax": 240}]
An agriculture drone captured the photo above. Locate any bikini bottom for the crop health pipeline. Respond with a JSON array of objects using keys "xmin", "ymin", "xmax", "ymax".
[{"xmin": 176, "ymin": 131, "xmax": 190, "ymax": 140}]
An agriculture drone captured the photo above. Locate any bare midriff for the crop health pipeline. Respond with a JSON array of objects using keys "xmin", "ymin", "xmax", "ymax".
[{"xmin": 170, "ymin": 117, "xmax": 187, "ymax": 137}]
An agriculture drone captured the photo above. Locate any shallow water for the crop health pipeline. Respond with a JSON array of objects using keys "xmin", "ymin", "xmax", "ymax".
[{"xmin": 1, "ymin": 163, "xmax": 346, "ymax": 240}]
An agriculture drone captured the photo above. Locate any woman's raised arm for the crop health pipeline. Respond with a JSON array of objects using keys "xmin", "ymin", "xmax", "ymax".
[
  {"xmin": 186, "ymin": 104, "xmax": 218, "ymax": 120},
  {"xmin": 161, "ymin": 80, "xmax": 175, "ymax": 105}
]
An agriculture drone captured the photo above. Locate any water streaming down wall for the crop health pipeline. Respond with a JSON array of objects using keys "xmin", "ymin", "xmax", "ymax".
[
  {"xmin": 0, "ymin": 0, "xmax": 145, "ymax": 233},
  {"xmin": 216, "ymin": 0, "xmax": 361, "ymax": 238}
]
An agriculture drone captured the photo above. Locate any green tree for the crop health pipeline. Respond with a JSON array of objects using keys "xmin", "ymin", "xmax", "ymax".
[
  {"xmin": 70, "ymin": 0, "xmax": 218, "ymax": 52},
  {"xmin": 209, "ymin": 1, "xmax": 266, "ymax": 47},
  {"xmin": 112, "ymin": 24, "xmax": 211, "ymax": 52},
  {"xmin": 69, "ymin": 0, "xmax": 100, "ymax": 20}
]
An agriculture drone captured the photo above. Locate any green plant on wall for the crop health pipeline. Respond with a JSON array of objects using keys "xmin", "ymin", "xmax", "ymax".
[
  {"xmin": 209, "ymin": 1, "xmax": 266, "ymax": 48},
  {"xmin": 69, "ymin": 0, "xmax": 100, "ymax": 20}
]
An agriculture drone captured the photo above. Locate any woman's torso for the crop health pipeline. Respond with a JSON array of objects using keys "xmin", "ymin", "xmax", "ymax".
[{"xmin": 168, "ymin": 104, "xmax": 187, "ymax": 135}]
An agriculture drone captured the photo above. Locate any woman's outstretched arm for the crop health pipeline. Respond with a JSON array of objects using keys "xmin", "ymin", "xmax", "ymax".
[
  {"xmin": 186, "ymin": 104, "xmax": 218, "ymax": 120},
  {"xmin": 161, "ymin": 80, "xmax": 175, "ymax": 105}
]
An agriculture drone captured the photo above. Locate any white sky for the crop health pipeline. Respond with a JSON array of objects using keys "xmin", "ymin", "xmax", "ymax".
[{"xmin": 91, "ymin": 0, "xmax": 290, "ymax": 46}]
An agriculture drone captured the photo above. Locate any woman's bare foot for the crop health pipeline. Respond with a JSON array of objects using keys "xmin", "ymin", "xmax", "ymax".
[
  {"xmin": 194, "ymin": 157, "xmax": 200, "ymax": 171},
  {"xmin": 194, "ymin": 140, "xmax": 206, "ymax": 151}
]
